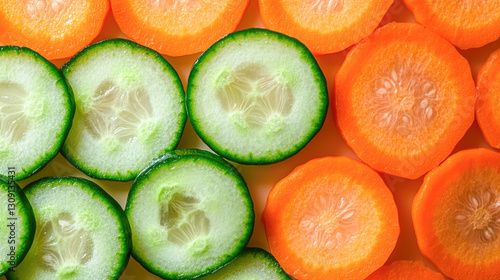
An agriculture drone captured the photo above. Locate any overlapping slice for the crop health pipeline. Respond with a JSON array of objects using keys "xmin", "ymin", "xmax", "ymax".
[
  {"xmin": 335, "ymin": 22, "xmax": 475, "ymax": 179},
  {"xmin": 404, "ymin": 0, "xmax": 500, "ymax": 49},
  {"xmin": 111, "ymin": 0, "xmax": 250, "ymax": 56},
  {"xmin": 0, "ymin": 46, "xmax": 74, "ymax": 180},
  {"xmin": 413, "ymin": 148, "xmax": 500, "ymax": 280},
  {"xmin": 61, "ymin": 38, "xmax": 186, "ymax": 181},
  {"xmin": 259, "ymin": 0, "xmax": 393, "ymax": 54},
  {"xmin": 476, "ymin": 48, "xmax": 500, "ymax": 148},
  {"xmin": 365, "ymin": 261, "xmax": 445, "ymax": 280},
  {"xmin": 0, "ymin": 0, "xmax": 109, "ymax": 59},
  {"xmin": 263, "ymin": 156, "xmax": 399, "ymax": 280}
]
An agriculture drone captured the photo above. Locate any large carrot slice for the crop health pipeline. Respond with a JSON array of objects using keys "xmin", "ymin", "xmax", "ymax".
[
  {"xmin": 0, "ymin": 0, "xmax": 109, "ymax": 60},
  {"xmin": 335, "ymin": 22, "xmax": 475, "ymax": 179},
  {"xmin": 258, "ymin": 0, "xmax": 393, "ymax": 54},
  {"xmin": 365, "ymin": 260, "xmax": 445, "ymax": 280},
  {"xmin": 262, "ymin": 156, "xmax": 399, "ymax": 280},
  {"xmin": 477, "ymin": 48, "xmax": 500, "ymax": 148},
  {"xmin": 111, "ymin": 0, "xmax": 250, "ymax": 57},
  {"xmin": 404, "ymin": 0, "xmax": 500, "ymax": 49},
  {"xmin": 413, "ymin": 148, "xmax": 500, "ymax": 280}
]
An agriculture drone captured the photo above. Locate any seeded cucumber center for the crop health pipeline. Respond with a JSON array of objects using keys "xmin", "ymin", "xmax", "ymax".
[
  {"xmin": 159, "ymin": 190, "xmax": 211, "ymax": 255},
  {"xmin": 37, "ymin": 212, "xmax": 93, "ymax": 276},
  {"xmin": 85, "ymin": 80, "xmax": 159, "ymax": 150},
  {"xmin": 216, "ymin": 64, "xmax": 294, "ymax": 134},
  {"xmin": 0, "ymin": 82, "xmax": 30, "ymax": 143}
]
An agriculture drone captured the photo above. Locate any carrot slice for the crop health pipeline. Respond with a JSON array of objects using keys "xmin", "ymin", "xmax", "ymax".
[
  {"xmin": 258, "ymin": 0, "xmax": 393, "ymax": 54},
  {"xmin": 0, "ymin": 0, "xmax": 109, "ymax": 60},
  {"xmin": 413, "ymin": 148, "xmax": 500, "ymax": 280},
  {"xmin": 111, "ymin": 0, "xmax": 250, "ymax": 57},
  {"xmin": 335, "ymin": 22, "xmax": 475, "ymax": 179},
  {"xmin": 365, "ymin": 261, "xmax": 445, "ymax": 280},
  {"xmin": 262, "ymin": 156, "xmax": 399, "ymax": 280},
  {"xmin": 477, "ymin": 48, "xmax": 500, "ymax": 148},
  {"xmin": 404, "ymin": 0, "xmax": 500, "ymax": 49}
]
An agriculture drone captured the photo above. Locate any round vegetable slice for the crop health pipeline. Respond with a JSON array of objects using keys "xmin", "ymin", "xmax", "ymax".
[
  {"xmin": 126, "ymin": 149, "xmax": 254, "ymax": 279},
  {"xmin": 263, "ymin": 156, "xmax": 399, "ymax": 280},
  {"xmin": 61, "ymin": 38, "xmax": 186, "ymax": 181},
  {"xmin": 0, "ymin": 0, "xmax": 109, "ymax": 60},
  {"xmin": 111, "ymin": 0, "xmax": 250, "ymax": 57},
  {"xmin": 413, "ymin": 148, "xmax": 500, "ymax": 280},
  {"xmin": 201, "ymin": 248, "xmax": 290, "ymax": 280},
  {"xmin": 0, "ymin": 175, "xmax": 35, "ymax": 276},
  {"xmin": 0, "ymin": 46, "xmax": 74, "ymax": 180},
  {"xmin": 477, "ymin": 48, "xmax": 500, "ymax": 148},
  {"xmin": 6, "ymin": 177, "xmax": 131, "ymax": 280},
  {"xmin": 404, "ymin": 0, "xmax": 500, "ymax": 49},
  {"xmin": 365, "ymin": 261, "xmax": 445, "ymax": 280},
  {"xmin": 259, "ymin": 0, "xmax": 393, "ymax": 54},
  {"xmin": 187, "ymin": 28, "xmax": 328, "ymax": 165},
  {"xmin": 335, "ymin": 22, "xmax": 475, "ymax": 179}
]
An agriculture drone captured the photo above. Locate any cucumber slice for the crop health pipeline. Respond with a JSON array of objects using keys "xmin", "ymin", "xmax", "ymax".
[
  {"xmin": 0, "ymin": 46, "xmax": 74, "ymax": 180},
  {"xmin": 0, "ymin": 175, "xmax": 35, "ymax": 275},
  {"xmin": 201, "ymin": 248, "xmax": 291, "ymax": 280},
  {"xmin": 6, "ymin": 177, "xmax": 131, "ymax": 280},
  {"xmin": 187, "ymin": 28, "xmax": 328, "ymax": 164},
  {"xmin": 126, "ymin": 149, "xmax": 254, "ymax": 279},
  {"xmin": 61, "ymin": 38, "xmax": 186, "ymax": 181}
]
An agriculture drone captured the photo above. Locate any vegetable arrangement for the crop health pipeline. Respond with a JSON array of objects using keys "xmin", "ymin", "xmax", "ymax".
[{"xmin": 0, "ymin": 1, "xmax": 500, "ymax": 280}]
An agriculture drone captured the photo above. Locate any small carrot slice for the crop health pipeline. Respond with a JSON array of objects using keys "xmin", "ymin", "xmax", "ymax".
[
  {"xmin": 0, "ymin": 0, "xmax": 109, "ymax": 60},
  {"xmin": 477, "ymin": 48, "xmax": 500, "ymax": 148},
  {"xmin": 404, "ymin": 0, "xmax": 500, "ymax": 49},
  {"xmin": 335, "ymin": 22, "xmax": 475, "ymax": 179},
  {"xmin": 365, "ymin": 261, "xmax": 445, "ymax": 280},
  {"xmin": 413, "ymin": 148, "xmax": 500, "ymax": 280},
  {"xmin": 111, "ymin": 0, "xmax": 250, "ymax": 57},
  {"xmin": 262, "ymin": 156, "xmax": 399, "ymax": 280},
  {"xmin": 258, "ymin": 0, "xmax": 393, "ymax": 54}
]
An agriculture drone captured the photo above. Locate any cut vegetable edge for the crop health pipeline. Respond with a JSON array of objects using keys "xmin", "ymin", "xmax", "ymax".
[
  {"xmin": 60, "ymin": 38, "xmax": 186, "ymax": 181},
  {"xmin": 0, "ymin": 45, "xmax": 75, "ymax": 180},
  {"xmin": 0, "ymin": 175, "xmax": 35, "ymax": 276},
  {"xmin": 201, "ymin": 247, "xmax": 291, "ymax": 279},
  {"xmin": 476, "ymin": 48, "xmax": 500, "ymax": 148},
  {"xmin": 258, "ymin": 0, "xmax": 394, "ymax": 54},
  {"xmin": 263, "ymin": 156, "xmax": 399, "ymax": 280},
  {"xmin": 335, "ymin": 22, "xmax": 475, "ymax": 179},
  {"xmin": 187, "ymin": 28, "xmax": 328, "ymax": 165},
  {"xmin": 404, "ymin": 0, "xmax": 500, "ymax": 50},
  {"xmin": 365, "ymin": 260, "xmax": 445, "ymax": 280},
  {"xmin": 0, "ymin": 0, "xmax": 109, "ymax": 60},
  {"xmin": 413, "ymin": 148, "xmax": 500, "ymax": 280},
  {"xmin": 126, "ymin": 149, "xmax": 254, "ymax": 279},
  {"xmin": 111, "ymin": 0, "xmax": 250, "ymax": 56},
  {"xmin": 7, "ymin": 177, "xmax": 131, "ymax": 280}
]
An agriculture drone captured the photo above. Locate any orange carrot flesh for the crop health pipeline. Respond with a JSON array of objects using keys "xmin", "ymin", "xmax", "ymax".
[
  {"xmin": 0, "ymin": 0, "xmax": 109, "ymax": 60},
  {"xmin": 111, "ymin": 0, "xmax": 250, "ymax": 57},
  {"xmin": 258, "ymin": 0, "xmax": 393, "ymax": 54},
  {"xmin": 413, "ymin": 148, "xmax": 500, "ymax": 280},
  {"xmin": 404, "ymin": 0, "xmax": 500, "ymax": 49},
  {"xmin": 262, "ymin": 156, "xmax": 399, "ymax": 280},
  {"xmin": 365, "ymin": 260, "xmax": 445, "ymax": 280},
  {"xmin": 477, "ymin": 48, "xmax": 500, "ymax": 148},
  {"xmin": 335, "ymin": 22, "xmax": 475, "ymax": 179}
]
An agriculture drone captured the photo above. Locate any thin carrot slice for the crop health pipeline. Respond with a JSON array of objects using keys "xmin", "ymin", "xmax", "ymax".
[
  {"xmin": 413, "ymin": 148, "xmax": 500, "ymax": 280},
  {"xmin": 111, "ymin": 0, "xmax": 250, "ymax": 57},
  {"xmin": 335, "ymin": 22, "xmax": 475, "ymax": 179},
  {"xmin": 365, "ymin": 261, "xmax": 445, "ymax": 280},
  {"xmin": 262, "ymin": 156, "xmax": 399, "ymax": 280},
  {"xmin": 0, "ymin": 0, "xmax": 109, "ymax": 60},
  {"xmin": 404, "ymin": 0, "xmax": 500, "ymax": 49},
  {"xmin": 477, "ymin": 48, "xmax": 500, "ymax": 148},
  {"xmin": 258, "ymin": 0, "xmax": 393, "ymax": 54}
]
